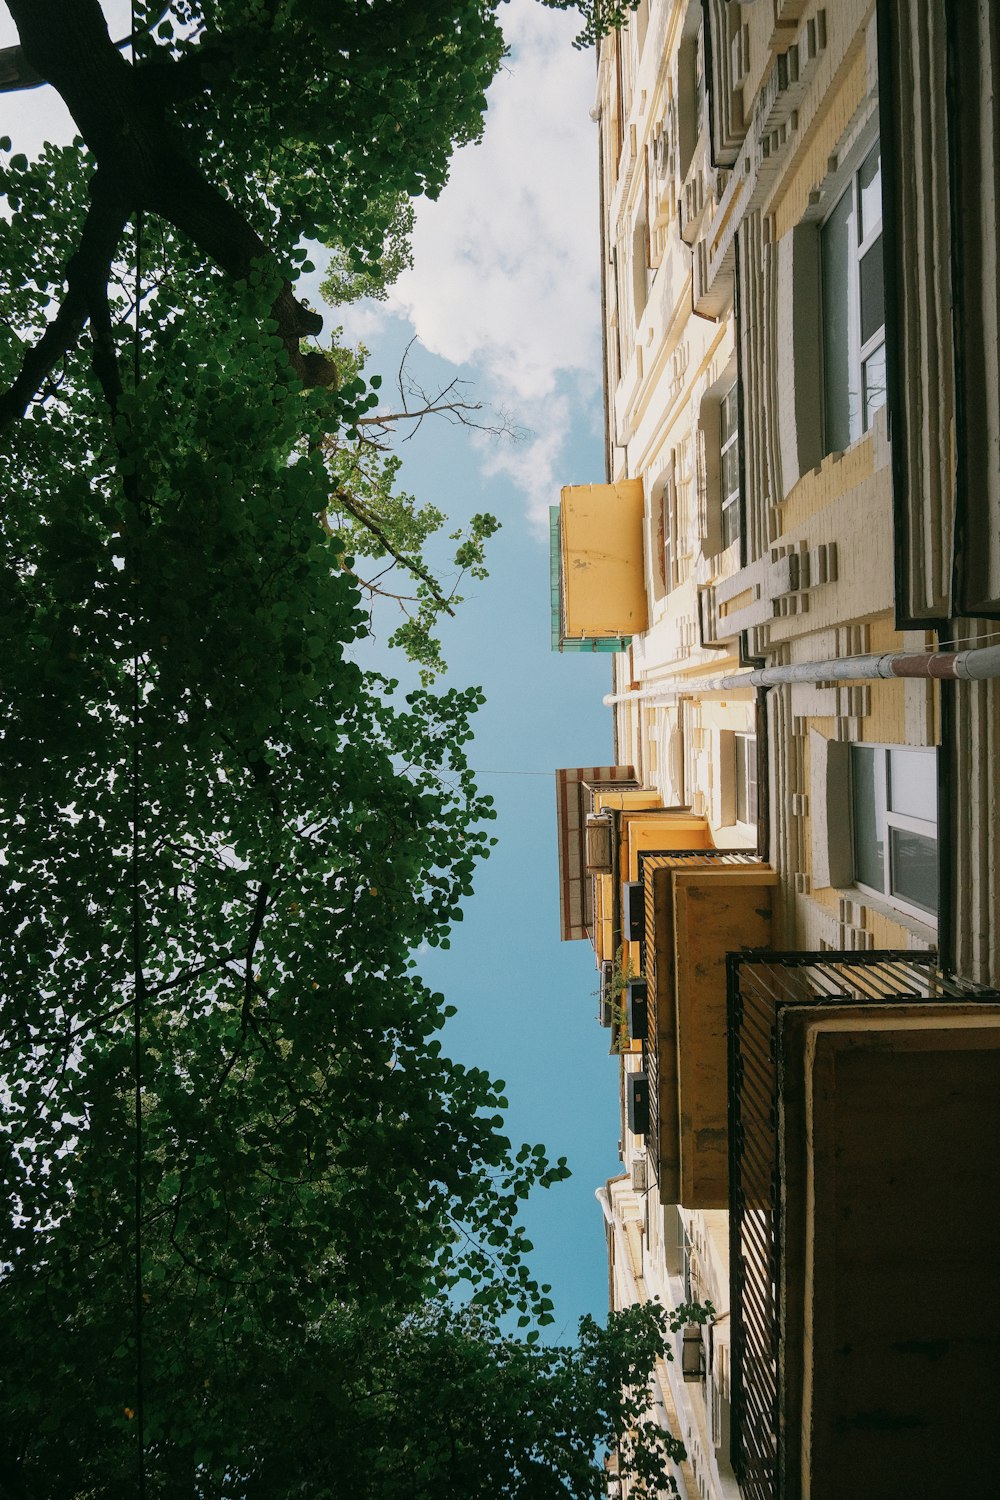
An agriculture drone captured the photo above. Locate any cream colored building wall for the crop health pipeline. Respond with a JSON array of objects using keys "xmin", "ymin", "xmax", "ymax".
[
  {"xmin": 598, "ymin": 1, "xmax": 753, "ymax": 845},
  {"xmin": 601, "ymin": 0, "xmax": 954, "ymax": 956},
  {"xmin": 599, "ymin": 1173, "xmax": 741, "ymax": 1500},
  {"xmin": 720, "ymin": 1, "xmax": 941, "ymax": 955}
]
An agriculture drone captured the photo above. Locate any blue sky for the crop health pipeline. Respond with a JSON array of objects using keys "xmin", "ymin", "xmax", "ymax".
[
  {"xmin": 361, "ymin": 322, "xmax": 623, "ymax": 1336},
  {"xmin": 321, "ymin": 3, "xmax": 623, "ymax": 1333},
  {"xmin": 2, "ymin": 0, "xmax": 621, "ymax": 1335}
]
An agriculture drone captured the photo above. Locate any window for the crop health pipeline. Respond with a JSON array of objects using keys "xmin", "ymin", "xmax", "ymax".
[
  {"xmin": 719, "ymin": 382, "xmax": 741, "ymax": 549},
  {"xmin": 822, "ymin": 140, "xmax": 886, "ymax": 452},
  {"xmin": 850, "ymin": 745, "xmax": 937, "ymax": 917},
  {"xmin": 677, "ymin": 1, "xmax": 705, "ymax": 183},
  {"xmin": 653, "ymin": 454, "xmax": 680, "ymax": 597},
  {"xmin": 735, "ymin": 732, "xmax": 757, "ymax": 826},
  {"xmin": 632, "ymin": 203, "xmax": 650, "ymax": 322}
]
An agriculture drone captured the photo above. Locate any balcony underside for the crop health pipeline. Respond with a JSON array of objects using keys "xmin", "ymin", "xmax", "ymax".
[
  {"xmin": 644, "ymin": 856, "xmax": 776, "ymax": 1208},
  {"xmin": 781, "ymin": 1008, "xmax": 1000, "ymax": 1500},
  {"xmin": 728, "ymin": 954, "xmax": 1000, "ymax": 1500}
]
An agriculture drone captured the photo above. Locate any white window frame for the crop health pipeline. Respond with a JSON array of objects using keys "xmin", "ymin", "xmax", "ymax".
[
  {"xmin": 734, "ymin": 730, "xmax": 757, "ymax": 829},
  {"xmin": 849, "ymin": 744, "xmax": 938, "ymax": 923},
  {"xmin": 719, "ymin": 381, "xmax": 741, "ymax": 550},
  {"xmin": 821, "ymin": 137, "xmax": 886, "ymax": 452},
  {"xmin": 657, "ymin": 453, "xmax": 680, "ymax": 596}
]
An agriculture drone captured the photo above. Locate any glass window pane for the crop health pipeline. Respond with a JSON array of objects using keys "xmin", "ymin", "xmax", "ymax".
[
  {"xmin": 859, "ymin": 234, "xmax": 885, "ymax": 346},
  {"xmin": 735, "ymin": 735, "xmax": 747, "ymax": 823},
  {"xmin": 735, "ymin": 736, "xmax": 757, "ymax": 824},
  {"xmin": 888, "ymin": 749, "xmax": 937, "ymax": 823},
  {"xmin": 722, "ymin": 504, "xmax": 740, "ymax": 552},
  {"xmin": 722, "ymin": 496, "xmax": 740, "ymax": 549},
  {"xmin": 721, "ymin": 441, "xmax": 740, "ymax": 503},
  {"xmin": 822, "ymin": 186, "xmax": 857, "ymax": 452},
  {"xmin": 890, "ymin": 828, "xmax": 938, "ymax": 914},
  {"xmin": 746, "ymin": 748, "xmax": 758, "ymax": 825},
  {"xmin": 863, "ymin": 342, "xmax": 887, "ymax": 430},
  {"xmin": 851, "ymin": 746, "xmax": 885, "ymax": 890},
  {"xmin": 720, "ymin": 384, "xmax": 738, "ymax": 442},
  {"xmin": 858, "ymin": 142, "xmax": 882, "ymax": 241}
]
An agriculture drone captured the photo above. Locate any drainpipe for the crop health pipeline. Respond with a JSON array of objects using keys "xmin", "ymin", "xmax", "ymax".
[
  {"xmin": 604, "ymin": 674, "xmax": 745, "ymax": 707},
  {"xmin": 604, "ymin": 643, "xmax": 1000, "ymax": 706}
]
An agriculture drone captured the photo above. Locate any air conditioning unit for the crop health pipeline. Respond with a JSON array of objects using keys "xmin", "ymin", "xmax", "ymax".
[
  {"xmin": 630, "ymin": 1154, "xmax": 649, "ymax": 1193},
  {"xmin": 626, "ymin": 1071, "xmax": 649, "ymax": 1136},
  {"xmin": 585, "ymin": 813, "xmax": 613, "ymax": 874},
  {"xmin": 622, "ymin": 880, "xmax": 645, "ymax": 942},
  {"xmin": 625, "ymin": 978, "xmax": 648, "ymax": 1041},
  {"xmin": 680, "ymin": 1323, "xmax": 707, "ymax": 1383}
]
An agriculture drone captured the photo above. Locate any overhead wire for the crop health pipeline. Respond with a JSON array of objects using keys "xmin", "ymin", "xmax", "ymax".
[{"xmin": 129, "ymin": 4, "xmax": 146, "ymax": 1493}]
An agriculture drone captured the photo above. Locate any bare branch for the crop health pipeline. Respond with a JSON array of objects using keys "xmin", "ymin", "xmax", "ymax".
[{"xmin": 349, "ymin": 337, "xmax": 528, "ymax": 445}]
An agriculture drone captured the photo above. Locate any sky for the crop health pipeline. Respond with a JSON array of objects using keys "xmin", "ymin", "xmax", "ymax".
[
  {"xmin": 319, "ymin": 0, "xmax": 622, "ymax": 1335},
  {"xmin": 1, "ymin": 0, "xmax": 622, "ymax": 1336}
]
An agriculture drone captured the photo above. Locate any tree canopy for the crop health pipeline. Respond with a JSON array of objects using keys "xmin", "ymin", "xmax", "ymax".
[{"xmin": 0, "ymin": 1, "xmax": 683, "ymax": 1494}]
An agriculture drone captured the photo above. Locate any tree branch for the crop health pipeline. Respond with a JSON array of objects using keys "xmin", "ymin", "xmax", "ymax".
[
  {"xmin": 2, "ymin": 0, "xmax": 334, "ymax": 417},
  {"xmin": 0, "ymin": 175, "xmax": 127, "ymax": 434},
  {"xmin": 323, "ymin": 491, "xmax": 455, "ymax": 619},
  {"xmin": 351, "ymin": 337, "xmax": 526, "ymax": 445},
  {"xmin": 242, "ymin": 879, "xmax": 272, "ymax": 1032}
]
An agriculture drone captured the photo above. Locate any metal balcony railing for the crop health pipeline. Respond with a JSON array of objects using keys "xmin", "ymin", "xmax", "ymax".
[{"xmin": 726, "ymin": 950, "xmax": 996, "ymax": 1500}]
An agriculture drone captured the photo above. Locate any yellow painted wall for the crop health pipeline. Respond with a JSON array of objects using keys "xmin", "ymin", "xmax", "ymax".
[
  {"xmin": 771, "ymin": 40, "xmax": 869, "ymax": 241},
  {"xmin": 673, "ymin": 871, "xmax": 776, "ymax": 1208},
  {"xmin": 626, "ymin": 816, "xmax": 714, "ymax": 879},
  {"xmin": 593, "ymin": 788, "xmax": 661, "ymax": 815},
  {"xmin": 561, "ymin": 482, "xmax": 649, "ymax": 638}
]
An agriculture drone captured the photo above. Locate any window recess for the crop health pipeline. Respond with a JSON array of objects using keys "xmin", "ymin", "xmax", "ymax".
[
  {"xmin": 822, "ymin": 140, "xmax": 886, "ymax": 452},
  {"xmin": 850, "ymin": 744, "xmax": 938, "ymax": 919}
]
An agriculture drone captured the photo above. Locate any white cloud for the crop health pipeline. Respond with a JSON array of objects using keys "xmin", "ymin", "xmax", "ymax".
[
  {"xmin": 340, "ymin": 0, "xmax": 602, "ymax": 528},
  {"xmin": 476, "ymin": 392, "xmax": 573, "ymax": 532},
  {"xmin": 391, "ymin": 1, "xmax": 599, "ymax": 399}
]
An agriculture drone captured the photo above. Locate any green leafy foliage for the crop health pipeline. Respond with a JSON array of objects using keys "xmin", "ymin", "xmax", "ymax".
[
  {"xmin": 134, "ymin": 0, "xmax": 507, "ymax": 262},
  {"xmin": 540, "ymin": 0, "xmax": 643, "ymax": 50},
  {"xmin": 317, "ymin": 335, "xmax": 503, "ymax": 683},
  {"xmin": 321, "ymin": 192, "xmax": 416, "ymax": 305},
  {"xmin": 0, "ymin": 0, "xmax": 688, "ymax": 1492}
]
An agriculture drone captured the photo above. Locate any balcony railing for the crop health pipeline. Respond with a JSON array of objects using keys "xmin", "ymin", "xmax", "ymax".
[{"xmin": 726, "ymin": 951, "xmax": 996, "ymax": 1500}]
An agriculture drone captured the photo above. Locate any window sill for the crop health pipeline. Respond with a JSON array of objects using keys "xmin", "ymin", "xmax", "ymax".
[{"xmin": 840, "ymin": 884, "xmax": 937, "ymax": 947}]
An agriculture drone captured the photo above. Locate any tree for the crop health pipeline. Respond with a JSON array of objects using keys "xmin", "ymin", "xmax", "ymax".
[
  {"xmin": 318, "ymin": 335, "xmax": 510, "ymax": 681},
  {"xmin": 0, "ymin": 0, "xmax": 683, "ymax": 1493}
]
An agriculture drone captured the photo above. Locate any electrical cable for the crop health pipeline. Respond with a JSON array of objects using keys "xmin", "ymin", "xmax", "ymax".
[{"xmin": 129, "ymin": 6, "xmax": 146, "ymax": 1492}]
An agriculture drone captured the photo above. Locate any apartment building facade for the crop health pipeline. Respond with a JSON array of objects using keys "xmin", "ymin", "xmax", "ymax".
[{"xmin": 552, "ymin": 4, "xmax": 1000, "ymax": 1497}]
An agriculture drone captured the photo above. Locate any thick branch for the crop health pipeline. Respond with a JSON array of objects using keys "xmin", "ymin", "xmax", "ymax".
[
  {"xmin": 86, "ymin": 274, "xmax": 124, "ymax": 414},
  {"xmin": 242, "ymin": 879, "xmax": 271, "ymax": 1032},
  {"xmin": 3, "ymin": 0, "xmax": 333, "ymax": 407},
  {"xmin": 0, "ymin": 175, "xmax": 127, "ymax": 433}
]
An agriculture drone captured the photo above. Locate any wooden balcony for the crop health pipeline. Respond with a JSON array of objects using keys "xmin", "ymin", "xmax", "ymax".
[
  {"xmin": 634, "ymin": 850, "xmax": 776, "ymax": 1208},
  {"xmin": 728, "ymin": 952, "xmax": 1000, "ymax": 1500}
]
